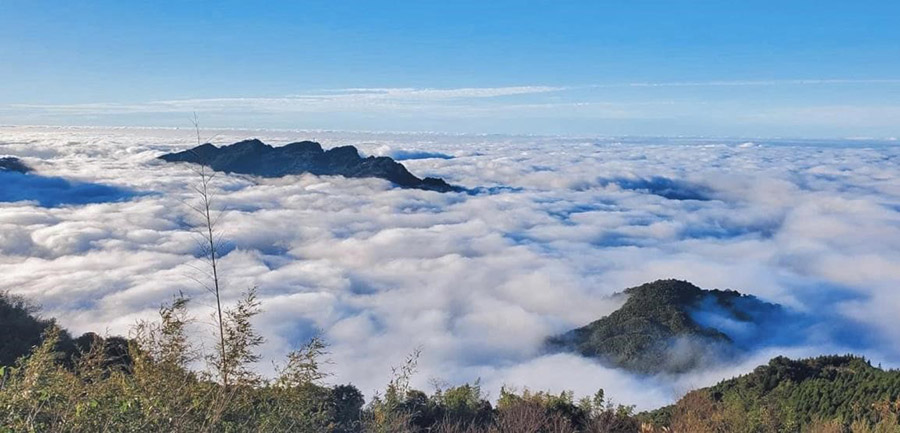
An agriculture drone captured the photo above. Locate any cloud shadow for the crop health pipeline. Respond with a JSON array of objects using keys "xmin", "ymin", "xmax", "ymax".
[
  {"xmin": 0, "ymin": 171, "xmax": 139, "ymax": 207},
  {"xmin": 601, "ymin": 176, "xmax": 713, "ymax": 201}
]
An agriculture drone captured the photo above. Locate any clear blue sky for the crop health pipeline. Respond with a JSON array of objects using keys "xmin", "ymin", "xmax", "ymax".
[{"xmin": 2, "ymin": 0, "xmax": 899, "ymax": 137}]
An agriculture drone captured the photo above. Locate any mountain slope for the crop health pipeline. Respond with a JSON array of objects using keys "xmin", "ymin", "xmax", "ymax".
[
  {"xmin": 0, "ymin": 292, "xmax": 70, "ymax": 366},
  {"xmin": 0, "ymin": 292, "xmax": 130, "ymax": 369},
  {"xmin": 548, "ymin": 279, "xmax": 783, "ymax": 373},
  {"xmin": 159, "ymin": 139, "xmax": 458, "ymax": 192}
]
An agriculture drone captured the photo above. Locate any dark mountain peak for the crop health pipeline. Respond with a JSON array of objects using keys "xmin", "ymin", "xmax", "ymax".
[
  {"xmin": 225, "ymin": 138, "xmax": 271, "ymax": 152},
  {"xmin": 185, "ymin": 143, "xmax": 220, "ymax": 161},
  {"xmin": 0, "ymin": 156, "xmax": 32, "ymax": 174},
  {"xmin": 159, "ymin": 139, "xmax": 459, "ymax": 192},
  {"xmin": 324, "ymin": 145, "xmax": 362, "ymax": 160},
  {"xmin": 283, "ymin": 140, "xmax": 324, "ymax": 153},
  {"xmin": 548, "ymin": 279, "xmax": 783, "ymax": 374}
]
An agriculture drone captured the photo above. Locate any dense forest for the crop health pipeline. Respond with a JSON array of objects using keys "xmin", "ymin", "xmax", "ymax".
[{"xmin": 2, "ymin": 291, "xmax": 899, "ymax": 432}]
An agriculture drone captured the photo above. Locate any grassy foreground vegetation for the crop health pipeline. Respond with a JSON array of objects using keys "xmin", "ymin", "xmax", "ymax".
[
  {"xmin": 0, "ymin": 292, "xmax": 641, "ymax": 432},
  {"xmin": 2, "ymin": 292, "xmax": 900, "ymax": 432}
]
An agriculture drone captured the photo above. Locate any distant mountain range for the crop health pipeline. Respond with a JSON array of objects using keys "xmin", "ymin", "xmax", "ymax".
[
  {"xmin": 548, "ymin": 279, "xmax": 784, "ymax": 373},
  {"xmin": 159, "ymin": 139, "xmax": 459, "ymax": 192}
]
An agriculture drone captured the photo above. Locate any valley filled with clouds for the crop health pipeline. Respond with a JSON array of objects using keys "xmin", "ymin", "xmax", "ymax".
[{"xmin": 1, "ymin": 126, "xmax": 899, "ymax": 409}]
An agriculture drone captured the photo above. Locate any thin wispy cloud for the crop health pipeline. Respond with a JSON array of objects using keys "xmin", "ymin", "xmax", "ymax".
[
  {"xmin": 304, "ymin": 86, "xmax": 567, "ymax": 99},
  {"xmin": 10, "ymin": 86, "xmax": 568, "ymax": 114},
  {"xmin": 5, "ymin": 80, "xmax": 900, "ymax": 136},
  {"xmin": 13, "ymin": 79, "xmax": 900, "ymax": 115},
  {"xmin": 602, "ymin": 78, "xmax": 900, "ymax": 88}
]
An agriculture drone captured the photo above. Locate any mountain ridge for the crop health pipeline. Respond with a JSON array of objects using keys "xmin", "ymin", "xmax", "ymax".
[{"xmin": 159, "ymin": 139, "xmax": 459, "ymax": 192}]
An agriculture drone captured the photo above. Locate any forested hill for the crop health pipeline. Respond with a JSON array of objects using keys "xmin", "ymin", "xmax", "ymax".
[
  {"xmin": 547, "ymin": 279, "xmax": 784, "ymax": 373},
  {"xmin": 645, "ymin": 355, "xmax": 900, "ymax": 431}
]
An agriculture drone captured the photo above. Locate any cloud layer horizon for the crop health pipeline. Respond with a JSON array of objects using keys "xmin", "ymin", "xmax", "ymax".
[{"xmin": 2, "ymin": 126, "xmax": 899, "ymax": 410}]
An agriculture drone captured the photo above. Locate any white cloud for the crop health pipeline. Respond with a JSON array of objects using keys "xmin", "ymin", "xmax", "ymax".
[{"xmin": 1, "ymin": 126, "xmax": 899, "ymax": 410}]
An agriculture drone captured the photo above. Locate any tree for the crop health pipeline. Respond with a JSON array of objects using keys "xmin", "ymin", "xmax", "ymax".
[{"xmin": 184, "ymin": 114, "xmax": 232, "ymax": 388}]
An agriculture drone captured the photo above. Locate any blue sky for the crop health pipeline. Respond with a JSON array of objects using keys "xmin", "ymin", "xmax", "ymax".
[{"xmin": 1, "ymin": 0, "xmax": 899, "ymax": 137}]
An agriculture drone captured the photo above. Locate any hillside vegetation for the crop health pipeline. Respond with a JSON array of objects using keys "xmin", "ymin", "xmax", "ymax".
[
  {"xmin": 0, "ymin": 292, "xmax": 640, "ymax": 433},
  {"xmin": 3, "ymin": 291, "xmax": 900, "ymax": 432}
]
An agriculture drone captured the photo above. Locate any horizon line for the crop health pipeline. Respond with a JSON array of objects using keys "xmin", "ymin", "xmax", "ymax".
[{"xmin": 2, "ymin": 123, "xmax": 898, "ymax": 143}]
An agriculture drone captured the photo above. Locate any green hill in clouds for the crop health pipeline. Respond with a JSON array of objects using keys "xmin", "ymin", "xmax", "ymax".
[{"xmin": 548, "ymin": 279, "xmax": 783, "ymax": 373}]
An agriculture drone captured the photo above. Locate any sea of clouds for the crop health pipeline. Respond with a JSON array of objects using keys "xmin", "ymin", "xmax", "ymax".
[{"xmin": 1, "ymin": 126, "xmax": 899, "ymax": 410}]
